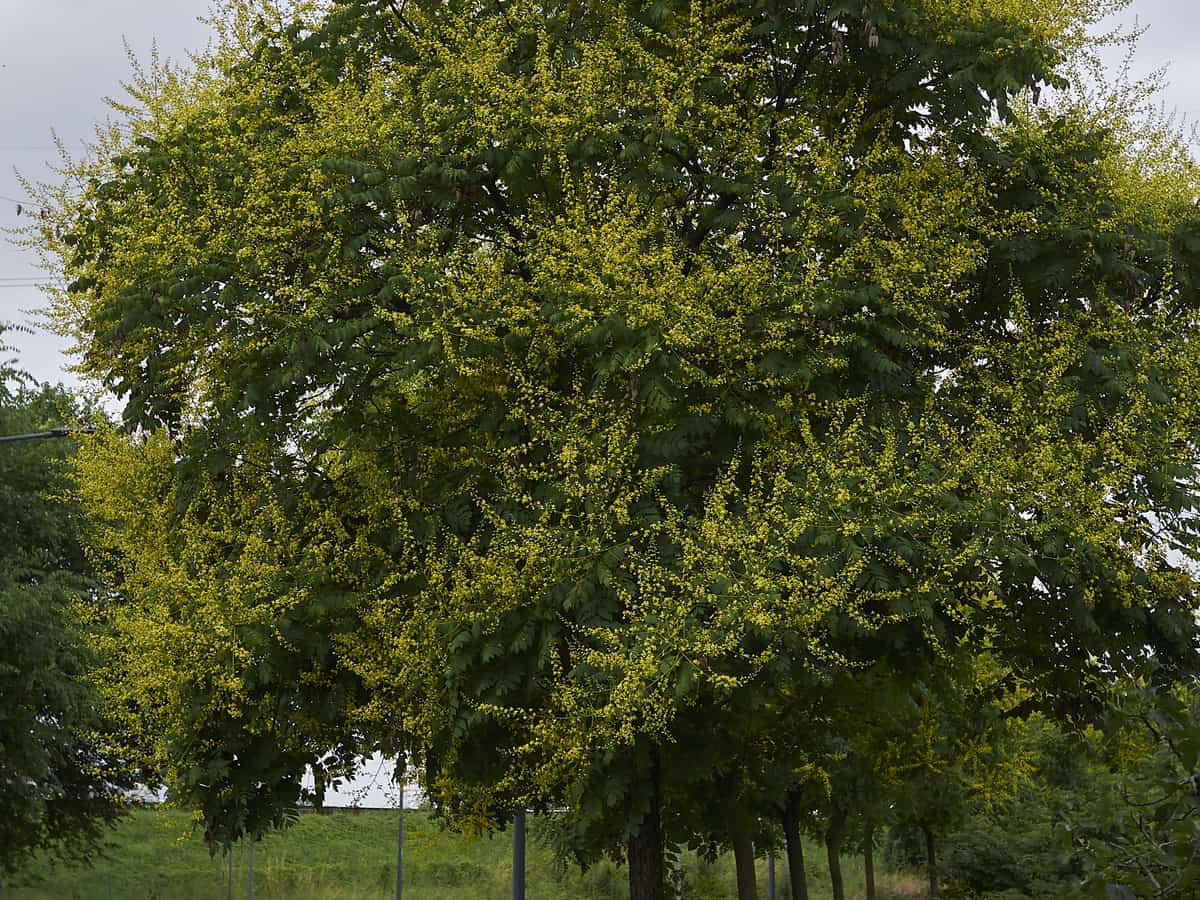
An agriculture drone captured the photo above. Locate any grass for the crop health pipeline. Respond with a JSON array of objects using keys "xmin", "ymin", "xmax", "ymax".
[{"xmin": 4, "ymin": 808, "xmax": 927, "ymax": 899}]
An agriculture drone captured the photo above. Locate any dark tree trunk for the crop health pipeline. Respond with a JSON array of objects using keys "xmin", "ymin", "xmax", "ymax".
[
  {"xmin": 781, "ymin": 791, "xmax": 810, "ymax": 900},
  {"xmin": 628, "ymin": 816, "xmax": 665, "ymax": 900},
  {"xmin": 825, "ymin": 811, "xmax": 847, "ymax": 900},
  {"xmin": 731, "ymin": 825, "xmax": 759, "ymax": 900},
  {"xmin": 627, "ymin": 753, "xmax": 665, "ymax": 900},
  {"xmin": 863, "ymin": 824, "xmax": 876, "ymax": 900},
  {"xmin": 922, "ymin": 823, "xmax": 937, "ymax": 899}
]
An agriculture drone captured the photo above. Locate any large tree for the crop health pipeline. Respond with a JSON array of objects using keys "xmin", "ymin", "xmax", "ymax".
[
  {"xmin": 0, "ymin": 325, "xmax": 134, "ymax": 877},
  {"xmin": 36, "ymin": 1, "xmax": 1200, "ymax": 897}
]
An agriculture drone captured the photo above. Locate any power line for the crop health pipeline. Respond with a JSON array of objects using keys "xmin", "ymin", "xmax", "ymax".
[{"xmin": 0, "ymin": 193, "xmax": 37, "ymax": 205}]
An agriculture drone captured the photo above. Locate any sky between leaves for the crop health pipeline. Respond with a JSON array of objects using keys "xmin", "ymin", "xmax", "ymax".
[{"xmin": 0, "ymin": 0, "xmax": 1197, "ymax": 388}]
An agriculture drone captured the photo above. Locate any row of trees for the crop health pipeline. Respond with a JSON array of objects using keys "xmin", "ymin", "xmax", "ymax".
[{"xmin": 9, "ymin": 0, "xmax": 1200, "ymax": 897}]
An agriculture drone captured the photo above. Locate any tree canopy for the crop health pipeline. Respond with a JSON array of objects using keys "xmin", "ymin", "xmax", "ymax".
[{"xmin": 33, "ymin": 1, "xmax": 1200, "ymax": 896}]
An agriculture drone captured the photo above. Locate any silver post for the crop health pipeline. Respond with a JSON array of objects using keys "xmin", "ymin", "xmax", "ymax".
[
  {"xmin": 512, "ymin": 808, "xmax": 526, "ymax": 900},
  {"xmin": 768, "ymin": 848, "xmax": 776, "ymax": 900},
  {"xmin": 395, "ymin": 780, "xmax": 404, "ymax": 900},
  {"xmin": 675, "ymin": 849, "xmax": 684, "ymax": 900}
]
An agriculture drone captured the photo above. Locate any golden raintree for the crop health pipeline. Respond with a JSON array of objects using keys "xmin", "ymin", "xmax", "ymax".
[{"xmin": 30, "ymin": 1, "xmax": 1200, "ymax": 897}]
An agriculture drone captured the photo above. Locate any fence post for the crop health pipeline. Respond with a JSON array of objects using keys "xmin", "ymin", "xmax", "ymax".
[
  {"xmin": 226, "ymin": 841, "xmax": 233, "ymax": 900},
  {"xmin": 107, "ymin": 873, "xmax": 114, "ymax": 900},
  {"xmin": 248, "ymin": 839, "xmax": 254, "ymax": 900},
  {"xmin": 512, "ymin": 808, "xmax": 526, "ymax": 900},
  {"xmin": 768, "ymin": 849, "xmax": 776, "ymax": 900},
  {"xmin": 675, "ymin": 848, "xmax": 684, "ymax": 900}
]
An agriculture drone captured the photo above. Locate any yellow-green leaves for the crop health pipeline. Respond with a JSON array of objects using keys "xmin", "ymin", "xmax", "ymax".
[{"xmin": 40, "ymin": 0, "xmax": 1200, "ymax": 860}]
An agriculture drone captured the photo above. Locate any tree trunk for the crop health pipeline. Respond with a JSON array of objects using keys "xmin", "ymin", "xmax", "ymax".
[
  {"xmin": 627, "ymin": 752, "xmax": 665, "ymax": 900},
  {"xmin": 825, "ymin": 811, "xmax": 847, "ymax": 900},
  {"xmin": 863, "ymin": 824, "xmax": 876, "ymax": 900},
  {"xmin": 922, "ymin": 823, "xmax": 937, "ymax": 899},
  {"xmin": 628, "ymin": 814, "xmax": 666, "ymax": 900},
  {"xmin": 781, "ymin": 791, "xmax": 810, "ymax": 900},
  {"xmin": 731, "ymin": 824, "xmax": 759, "ymax": 900}
]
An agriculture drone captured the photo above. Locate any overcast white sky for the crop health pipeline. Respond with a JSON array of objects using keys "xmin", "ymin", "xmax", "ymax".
[
  {"xmin": 0, "ymin": 1, "xmax": 213, "ymax": 386},
  {"xmin": 2, "ymin": 0, "xmax": 1199, "ymax": 389}
]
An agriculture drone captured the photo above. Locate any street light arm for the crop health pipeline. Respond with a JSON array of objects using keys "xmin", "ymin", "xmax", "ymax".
[{"xmin": 0, "ymin": 426, "xmax": 95, "ymax": 443}]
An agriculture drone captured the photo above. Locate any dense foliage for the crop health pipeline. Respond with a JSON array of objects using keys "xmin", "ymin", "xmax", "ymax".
[
  {"xmin": 879, "ymin": 679, "xmax": 1200, "ymax": 900},
  {"xmin": 1076, "ymin": 674, "xmax": 1200, "ymax": 899},
  {"xmin": 0, "ymin": 325, "xmax": 134, "ymax": 876},
  {"xmin": 28, "ymin": 0, "xmax": 1200, "ymax": 897}
]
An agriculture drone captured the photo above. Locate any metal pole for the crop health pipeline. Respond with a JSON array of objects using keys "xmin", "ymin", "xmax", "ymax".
[
  {"xmin": 395, "ymin": 786, "xmax": 404, "ymax": 900},
  {"xmin": 226, "ymin": 842, "xmax": 233, "ymax": 900},
  {"xmin": 512, "ymin": 808, "xmax": 526, "ymax": 900},
  {"xmin": 248, "ymin": 840, "xmax": 254, "ymax": 900},
  {"xmin": 107, "ymin": 873, "xmax": 114, "ymax": 900},
  {"xmin": 768, "ymin": 848, "xmax": 776, "ymax": 900},
  {"xmin": 675, "ymin": 849, "xmax": 684, "ymax": 900}
]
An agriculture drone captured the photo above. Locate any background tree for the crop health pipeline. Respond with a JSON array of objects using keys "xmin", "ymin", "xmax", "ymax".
[
  {"xmin": 1075, "ymin": 670, "xmax": 1200, "ymax": 899},
  {"xmin": 0, "ymin": 323, "xmax": 135, "ymax": 877},
  {"xmin": 884, "ymin": 711, "xmax": 1109, "ymax": 898}
]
